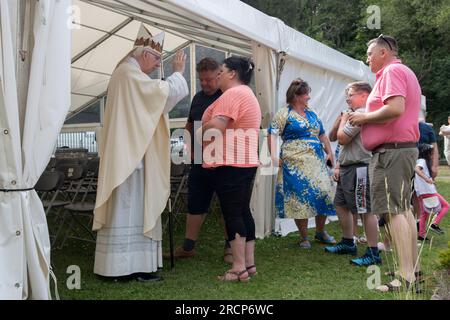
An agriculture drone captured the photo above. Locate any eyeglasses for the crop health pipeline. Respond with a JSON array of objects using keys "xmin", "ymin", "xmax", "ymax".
[
  {"xmin": 346, "ymin": 92, "xmax": 361, "ymax": 99},
  {"xmin": 378, "ymin": 34, "xmax": 393, "ymax": 51},
  {"xmin": 144, "ymin": 49, "xmax": 161, "ymax": 61}
]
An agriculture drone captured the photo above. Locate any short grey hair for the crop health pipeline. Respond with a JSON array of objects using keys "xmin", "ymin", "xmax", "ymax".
[
  {"xmin": 367, "ymin": 35, "xmax": 398, "ymax": 54},
  {"xmin": 132, "ymin": 47, "xmax": 146, "ymax": 58},
  {"xmin": 115, "ymin": 48, "xmax": 148, "ymax": 70}
]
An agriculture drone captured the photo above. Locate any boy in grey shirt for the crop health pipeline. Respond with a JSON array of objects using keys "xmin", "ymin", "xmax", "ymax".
[{"xmin": 326, "ymin": 82, "xmax": 381, "ymax": 266}]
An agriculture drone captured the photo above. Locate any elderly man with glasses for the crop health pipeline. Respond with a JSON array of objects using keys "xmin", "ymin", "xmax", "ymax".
[{"xmin": 93, "ymin": 25, "xmax": 188, "ymax": 282}]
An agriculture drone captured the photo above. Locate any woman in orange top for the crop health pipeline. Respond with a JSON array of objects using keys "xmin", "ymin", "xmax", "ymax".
[{"xmin": 200, "ymin": 56, "xmax": 261, "ymax": 281}]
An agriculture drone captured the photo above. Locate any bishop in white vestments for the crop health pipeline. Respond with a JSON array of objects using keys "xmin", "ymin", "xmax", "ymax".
[{"xmin": 93, "ymin": 25, "xmax": 188, "ymax": 281}]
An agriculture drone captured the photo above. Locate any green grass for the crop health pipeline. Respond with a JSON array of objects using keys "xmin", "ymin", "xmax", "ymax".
[{"xmin": 50, "ymin": 166, "xmax": 450, "ymax": 300}]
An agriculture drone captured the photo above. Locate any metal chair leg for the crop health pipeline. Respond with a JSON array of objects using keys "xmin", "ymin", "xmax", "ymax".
[{"xmin": 168, "ymin": 199, "xmax": 174, "ymax": 269}]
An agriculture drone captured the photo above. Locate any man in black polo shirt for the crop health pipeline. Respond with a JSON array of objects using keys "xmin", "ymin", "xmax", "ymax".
[{"xmin": 173, "ymin": 58, "xmax": 231, "ymax": 262}]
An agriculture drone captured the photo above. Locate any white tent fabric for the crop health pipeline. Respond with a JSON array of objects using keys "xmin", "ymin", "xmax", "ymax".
[
  {"xmin": 250, "ymin": 42, "xmax": 278, "ymax": 238},
  {"xmin": 271, "ymin": 54, "xmax": 360, "ymax": 236},
  {"xmin": 0, "ymin": 0, "xmax": 71, "ymax": 300}
]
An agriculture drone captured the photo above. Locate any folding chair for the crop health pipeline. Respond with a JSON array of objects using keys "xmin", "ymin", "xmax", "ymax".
[
  {"xmin": 45, "ymin": 158, "xmax": 58, "ymax": 171},
  {"xmin": 170, "ymin": 163, "xmax": 189, "ymax": 218},
  {"xmin": 165, "ymin": 162, "xmax": 189, "ymax": 269},
  {"xmin": 35, "ymin": 171, "xmax": 67, "ymax": 213},
  {"xmin": 57, "ymin": 164, "xmax": 98, "ymax": 248},
  {"xmin": 164, "ymin": 162, "xmax": 189, "ymax": 232},
  {"xmin": 51, "ymin": 164, "xmax": 90, "ymax": 248}
]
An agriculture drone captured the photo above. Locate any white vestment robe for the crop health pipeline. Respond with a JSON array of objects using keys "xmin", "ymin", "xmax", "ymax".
[{"xmin": 93, "ymin": 58, "xmax": 188, "ymax": 276}]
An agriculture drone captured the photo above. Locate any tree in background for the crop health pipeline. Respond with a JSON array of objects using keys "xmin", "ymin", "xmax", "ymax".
[{"xmin": 244, "ymin": 0, "xmax": 450, "ymax": 157}]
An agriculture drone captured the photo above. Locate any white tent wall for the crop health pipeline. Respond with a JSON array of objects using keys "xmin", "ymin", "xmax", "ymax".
[
  {"xmin": 273, "ymin": 57, "xmax": 356, "ymax": 236},
  {"xmin": 0, "ymin": 0, "xmax": 24, "ymax": 300},
  {"xmin": 277, "ymin": 58, "xmax": 354, "ymax": 129},
  {"xmin": 279, "ymin": 24, "xmax": 372, "ymax": 83},
  {"xmin": 0, "ymin": 0, "xmax": 71, "ymax": 300},
  {"xmin": 250, "ymin": 42, "xmax": 278, "ymax": 238}
]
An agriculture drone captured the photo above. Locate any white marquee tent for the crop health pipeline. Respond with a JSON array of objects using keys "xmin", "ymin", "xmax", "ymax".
[{"xmin": 1, "ymin": 0, "xmax": 374, "ymax": 300}]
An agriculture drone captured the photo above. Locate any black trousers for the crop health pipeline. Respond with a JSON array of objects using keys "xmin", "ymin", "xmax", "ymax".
[{"xmin": 213, "ymin": 166, "xmax": 257, "ymax": 242}]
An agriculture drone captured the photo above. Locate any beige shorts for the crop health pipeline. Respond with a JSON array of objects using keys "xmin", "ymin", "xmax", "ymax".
[{"xmin": 369, "ymin": 147, "xmax": 418, "ymax": 215}]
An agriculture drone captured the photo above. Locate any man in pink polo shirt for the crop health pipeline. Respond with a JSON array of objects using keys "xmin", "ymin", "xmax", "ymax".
[{"xmin": 349, "ymin": 35, "xmax": 421, "ymax": 292}]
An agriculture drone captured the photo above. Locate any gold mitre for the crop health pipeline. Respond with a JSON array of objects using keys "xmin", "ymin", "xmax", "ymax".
[{"xmin": 133, "ymin": 24, "xmax": 164, "ymax": 55}]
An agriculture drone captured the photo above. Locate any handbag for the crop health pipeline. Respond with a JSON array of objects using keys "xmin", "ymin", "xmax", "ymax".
[{"xmin": 422, "ymin": 196, "xmax": 441, "ymax": 214}]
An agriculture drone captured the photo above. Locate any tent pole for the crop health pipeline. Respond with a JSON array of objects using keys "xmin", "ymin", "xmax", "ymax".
[
  {"xmin": 271, "ymin": 51, "xmax": 283, "ymax": 235},
  {"xmin": 15, "ymin": 0, "xmax": 34, "ymax": 140},
  {"xmin": 189, "ymin": 43, "xmax": 195, "ymax": 99}
]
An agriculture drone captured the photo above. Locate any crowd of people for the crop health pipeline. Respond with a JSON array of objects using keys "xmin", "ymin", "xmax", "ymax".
[{"xmin": 92, "ymin": 26, "xmax": 448, "ymax": 293}]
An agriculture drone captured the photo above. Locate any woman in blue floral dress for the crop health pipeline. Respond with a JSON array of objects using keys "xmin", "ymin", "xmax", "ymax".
[{"xmin": 268, "ymin": 78, "xmax": 336, "ymax": 248}]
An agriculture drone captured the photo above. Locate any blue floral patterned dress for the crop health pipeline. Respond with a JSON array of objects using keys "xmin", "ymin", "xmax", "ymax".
[{"xmin": 268, "ymin": 106, "xmax": 336, "ymax": 219}]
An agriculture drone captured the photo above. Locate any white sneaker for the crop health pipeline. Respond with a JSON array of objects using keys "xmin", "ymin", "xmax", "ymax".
[{"xmin": 357, "ymin": 235, "xmax": 367, "ymax": 244}]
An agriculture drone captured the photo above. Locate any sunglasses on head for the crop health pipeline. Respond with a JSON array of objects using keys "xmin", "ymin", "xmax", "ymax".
[{"xmin": 378, "ymin": 34, "xmax": 393, "ymax": 51}]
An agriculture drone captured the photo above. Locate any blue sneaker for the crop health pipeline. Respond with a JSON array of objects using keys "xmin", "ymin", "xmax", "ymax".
[
  {"xmin": 325, "ymin": 242, "xmax": 357, "ymax": 255},
  {"xmin": 351, "ymin": 248, "xmax": 382, "ymax": 266}
]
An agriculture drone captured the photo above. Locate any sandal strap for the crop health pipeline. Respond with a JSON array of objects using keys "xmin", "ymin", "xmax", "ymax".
[
  {"xmin": 226, "ymin": 269, "xmax": 248, "ymax": 278},
  {"xmin": 246, "ymin": 265, "xmax": 256, "ymax": 270}
]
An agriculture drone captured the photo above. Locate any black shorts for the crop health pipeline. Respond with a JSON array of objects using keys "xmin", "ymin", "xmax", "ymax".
[
  {"xmin": 334, "ymin": 163, "xmax": 371, "ymax": 214},
  {"xmin": 187, "ymin": 164, "xmax": 216, "ymax": 214}
]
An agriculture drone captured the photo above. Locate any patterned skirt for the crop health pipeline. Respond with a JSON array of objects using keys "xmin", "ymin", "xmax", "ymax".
[{"xmin": 275, "ymin": 139, "xmax": 336, "ymax": 219}]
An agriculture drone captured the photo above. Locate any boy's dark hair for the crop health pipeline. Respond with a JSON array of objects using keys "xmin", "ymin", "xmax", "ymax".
[{"xmin": 418, "ymin": 143, "xmax": 433, "ymax": 173}]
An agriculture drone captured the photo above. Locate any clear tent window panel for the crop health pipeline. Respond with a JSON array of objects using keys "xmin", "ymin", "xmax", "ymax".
[{"xmin": 65, "ymin": 100, "xmax": 101, "ymax": 125}]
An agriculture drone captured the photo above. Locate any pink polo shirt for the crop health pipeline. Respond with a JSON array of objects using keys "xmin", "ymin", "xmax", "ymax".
[
  {"xmin": 201, "ymin": 85, "xmax": 261, "ymax": 168},
  {"xmin": 361, "ymin": 59, "xmax": 421, "ymax": 151}
]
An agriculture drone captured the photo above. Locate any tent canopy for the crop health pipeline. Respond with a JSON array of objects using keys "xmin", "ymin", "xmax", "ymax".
[{"xmin": 71, "ymin": 0, "xmax": 373, "ymax": 120}]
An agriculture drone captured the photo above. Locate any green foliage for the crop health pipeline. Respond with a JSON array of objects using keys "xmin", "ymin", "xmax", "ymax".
[
  {"xmin": 243, "ymin": 0, "xmax": 450, "ymax": 156},
  {"xmin": 438, "ymin": 241, "xmax": 450, "ymax": 270}
]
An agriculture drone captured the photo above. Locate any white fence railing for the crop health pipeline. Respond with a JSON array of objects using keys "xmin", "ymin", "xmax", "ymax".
[{"xmin": 57, "ymin": 131, "xmax": 98, "ymax": 153}]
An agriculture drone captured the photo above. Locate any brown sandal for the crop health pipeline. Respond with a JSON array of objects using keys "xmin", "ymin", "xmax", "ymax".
[
  {"xmin": 218, "ymin": 269, "xmax": 250, "ymax": 282},
  {"xmin": 377, "ymin": 278, "xmax": 423, "ymax": 293}
]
